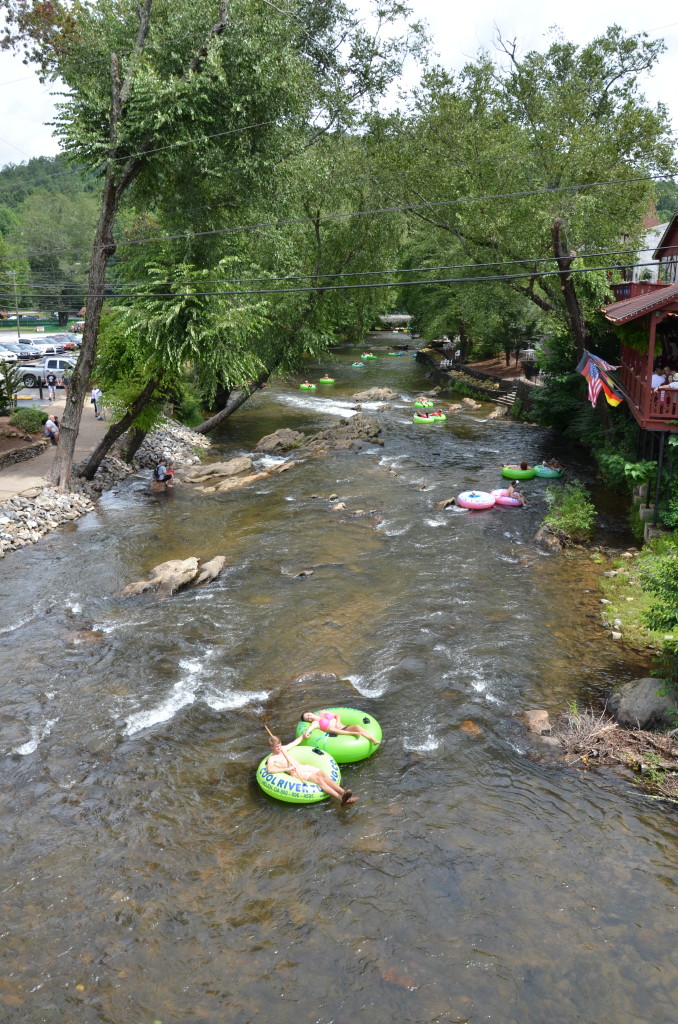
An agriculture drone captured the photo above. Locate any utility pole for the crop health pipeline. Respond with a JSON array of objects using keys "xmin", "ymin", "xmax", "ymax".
[{"xmin": 11, "ymin": 270, "xmax": 20, "ymax": 341}]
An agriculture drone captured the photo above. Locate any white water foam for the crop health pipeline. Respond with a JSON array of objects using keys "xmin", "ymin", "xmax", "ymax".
[
  {"xmin": 123, "ymin": 656, "xmax": 269, "ymax": 735},
  {"xmin": 346, "ymin": 665, "xmax": 394, "ymax": 698},
  {"xmin": 203, "ymin": 688, "xmax": 269, "ymax": 712},
  {"xmin": 277, "ymin": 392, "xmax": 357, "ymax": 418},
  {"xmin": 123, "ymin": 656, "xmax": 205, "ymax": 735},
  {"xmin": 14, "ymin": 718, "xmax": 58, "ymax": 756},
  {"xmin": 424, "ymin": 518, "xmax": 446, "ymax": 528},
  {"xmin": 375, "ymin": 520, "xmax": 411, "ymax": 536},
  {"xmin": 402, "ymin": 732, "xmax": 440, "ymax": 753},
  {"xmin": 255, "ymin": 455, "xmax": 289, "ymax": 470}
]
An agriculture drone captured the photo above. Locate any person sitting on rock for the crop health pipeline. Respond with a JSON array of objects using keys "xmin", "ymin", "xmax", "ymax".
[
  {"xmin": 266, "ymin": 732, "xmax": 359, "ymax": 806},
  {"xmin": 153, "ymin": 459, "xmax": 174, "ymax": 489},
  {"xmin": 42, "ymin": 416, "xmax": 59, "ymax": 446}
]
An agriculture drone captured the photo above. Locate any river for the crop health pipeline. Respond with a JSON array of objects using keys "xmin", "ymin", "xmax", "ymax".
[{"xmin": 1, "ymin": 341, "xmax": 676, "ymax": 1024}]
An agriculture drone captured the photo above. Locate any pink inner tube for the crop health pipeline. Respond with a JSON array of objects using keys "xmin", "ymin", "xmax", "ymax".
[
  {"xmin": 491, "ymin": 488, "xmax": 524, "ymax": 507},
  {"xmin": 456, "ymin": 490, "xmax": 496, "ymax": 510}
]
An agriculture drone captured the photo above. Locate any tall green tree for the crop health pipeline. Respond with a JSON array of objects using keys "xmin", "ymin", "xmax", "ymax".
[
  {"xmin": 1, "ymin": 0, "xmax": 421, "ymax": 488},
  {"xmin": 371, "ymin": 26, "xmax": 676, "ymax": 362}
]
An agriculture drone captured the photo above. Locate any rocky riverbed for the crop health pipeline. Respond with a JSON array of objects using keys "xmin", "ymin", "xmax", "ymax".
[{"xmin": 0, "ymin": 419, "xmax": 211, "ymax": 558}]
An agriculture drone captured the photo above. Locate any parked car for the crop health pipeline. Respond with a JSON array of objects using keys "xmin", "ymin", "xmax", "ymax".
[
  {"xmin": 56, "ymin": 332, "xmax": 81, "ymax": 349},
  {"xmin": 0, "ymin": 341, "xmax": 41, "ymax": 360},
  {"xmin": 39, "ymin": 335, "xmax": 66, "ymax": 353},
  {"xmin": 21, "ymin": 356, "xmax": 78, "ymax": 388},
  {"xmin": 27, "ymin": 340, "xmax": 58, "ymax": 356},
  {"xmin": 0, "ymin": 344, "xmax": 19, "ymax": 362},
  {"xmin": 20, "ymin": 313, "xmax": 40, "ymax": 322}
]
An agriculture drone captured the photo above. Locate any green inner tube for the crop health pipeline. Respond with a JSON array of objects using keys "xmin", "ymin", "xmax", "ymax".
[
  {"xmin": 413, "ymin": 414, "xmax": 442, "ymax": 424},
  {"xmin": 361, "ymin": 354, "xmax": 377, "ymax": 360},
  {"xmin": 296, "ymin": 707, "xmax": 382, "ymax": 764},
  {"xmin": 430, "ymin": 413, "xmax": 446, "ymax": 421},
  {"xmin": 318, "ymin": 377, "xmax": 335, "ymax": 383},
  {"xmin": 352, "ymin": 362, "xmax": 364, "ymax": 366},
  {"xmin": 501, "ymin": 466, "xmax": 536, "ymax": 480},
  {"xmin": 534, "ymin": 465, "xmax": 563, "ymax": 478},
  {"xmin": 413, "ymin": 400, "xmax": 434, "ymax": 408},
  {"xmin": 256, "ymin": 745, "xmax": 341, "ymax": 803},
  {"xmin": 300, "ymin": 383, "xmax": 316, "ymax": 390}
]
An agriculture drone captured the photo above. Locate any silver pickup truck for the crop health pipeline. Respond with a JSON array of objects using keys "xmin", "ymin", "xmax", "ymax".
[{"xmin": 21, "ymin": 356, "xmax": 78, "ymax": 388}]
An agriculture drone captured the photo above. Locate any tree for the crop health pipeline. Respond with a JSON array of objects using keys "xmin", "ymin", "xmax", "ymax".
[
  {"xmin": 1, "ymin": 0, "xmax": 422, "ymax": 488},
  {"xmin": 371, "ymin": 26, "xmax": 676, "ymax": 361}
]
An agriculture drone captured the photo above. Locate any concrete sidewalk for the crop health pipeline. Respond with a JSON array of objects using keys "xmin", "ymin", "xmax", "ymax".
[{"xmin": 0, "ymin": 397, "xmax": 109, "ymax": 501}]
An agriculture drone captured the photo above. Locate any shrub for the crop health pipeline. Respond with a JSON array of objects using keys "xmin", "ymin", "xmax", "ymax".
[
  {"xmin": 0, "ymin": 361, "xmax": 23, "ymax": 415},
  {"xmin": 9, "ymin": 406, "xmax": 48, "ymax": 434},
  {"xmin": 641, "ymin": 554, "xmax": 678, "ymax": 632},
  {"xmin": 543, "ymin": 481, "xmax": 597, "ymax": 542}
]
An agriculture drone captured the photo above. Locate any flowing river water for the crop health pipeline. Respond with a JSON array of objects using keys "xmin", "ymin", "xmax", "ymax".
[{"xmin": 1, "ymin": 341, "xmax": 676, "ymax": 1024}]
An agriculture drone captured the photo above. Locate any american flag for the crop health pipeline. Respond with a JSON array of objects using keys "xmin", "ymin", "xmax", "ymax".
[{"xmin": 575, "ymin": 350, "xmax": 622, "ymax": 407}]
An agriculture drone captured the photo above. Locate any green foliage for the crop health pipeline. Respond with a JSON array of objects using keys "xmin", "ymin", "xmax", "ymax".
[
  {"xmin": 629, "ymin": 502, "xmax": 645, "ymax": 543},
  {"xmin": 641, "ymin": 554, "xmax": 678, "ymax": 631},
  {"xmin": 8, "ymin": 406, "xmax": 47, "ymax": 433},
  {"xmin": 0, "ymin": 361, "xmax": 23, "ymax": 413},
  {"xmin": 543, "ymin": 481, "xmax": 597, "ymax": 541}
]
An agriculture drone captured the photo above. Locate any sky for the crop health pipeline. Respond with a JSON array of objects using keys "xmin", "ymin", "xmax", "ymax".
[{"xmin": 0, "ymin": 1, "xmax": 676, "ymax": 169}]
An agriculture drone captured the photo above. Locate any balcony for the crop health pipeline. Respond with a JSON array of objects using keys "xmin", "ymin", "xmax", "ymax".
[
  {"xmin": 619, "ymin": 344, "xmax": 678, "ymax": 430},
  {"xmin": 610, "ymin": 281, "xmax": 668, "ymax": 302}
]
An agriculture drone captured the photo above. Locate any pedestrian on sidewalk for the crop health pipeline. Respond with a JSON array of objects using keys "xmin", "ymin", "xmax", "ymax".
[
  {"xmin": 61, "ymin": 372, "xmax": 70, "ymax": 399},
  {"xmin": 92, "ymin": 386, "xmax": 104, "ymax": 419},
  {"xmin": 46, "ymin": 371, "xmax": 58, "ymax": 401}
]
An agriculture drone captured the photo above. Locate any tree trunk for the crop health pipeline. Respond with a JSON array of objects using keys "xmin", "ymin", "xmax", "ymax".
[
  {"xmin": 551, "ymin": 217, "xmax": 588, "ymax": 359},
  {"xmin": 78, "ymin": 377, "xmax": 160, "ymax": 480},
  {"xmin": 49, "ymin": 174, "xmax": 120, "ymax": 490},
  {"xmin": 117, "ymin": 426, "xmax": 148, "ymax": 464},
  {"xmin": 194, "ymin": 374, "xmax": 269, "ymax": 434}
]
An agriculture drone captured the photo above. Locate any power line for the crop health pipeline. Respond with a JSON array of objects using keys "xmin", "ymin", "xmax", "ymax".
[
  {"xmin": 0, "ymin": 260, "xmax": 664, "ymax": 301},
  {"xmin": 7, "ymin": 172, "xmax": 675, "ymax": 261},
  {"xmin": 6, "ymin": 244, "xmax": 662, "ymax": 292}
]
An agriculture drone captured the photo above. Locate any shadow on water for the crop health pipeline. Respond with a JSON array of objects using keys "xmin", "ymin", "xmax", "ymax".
[{"xmin": 1, "ymin": 344, "xmax": 675, "ymax": 1024}]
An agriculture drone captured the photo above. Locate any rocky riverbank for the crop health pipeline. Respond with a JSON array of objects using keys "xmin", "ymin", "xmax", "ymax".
[{"xmin": 0, "ymin": 419, "xmax": 210, "ymax": 559}]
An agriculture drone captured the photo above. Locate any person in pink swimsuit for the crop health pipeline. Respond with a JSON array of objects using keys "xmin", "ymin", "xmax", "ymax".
[{"xmin": 301, "ymin": 710, "xmax": 381, "ymax": 745}]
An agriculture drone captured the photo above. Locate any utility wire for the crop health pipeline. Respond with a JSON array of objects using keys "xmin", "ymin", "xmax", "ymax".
[
  {"xmin": 5, "ymin": 244, "xmax": 663, "ymax": 293},
  {"xmin": 0, "ymin": 260, "xmax": 665, "ymax": 301},
  {"xmin": 7, "ymin": 173, "xmax": 676, "ymax": 261}
]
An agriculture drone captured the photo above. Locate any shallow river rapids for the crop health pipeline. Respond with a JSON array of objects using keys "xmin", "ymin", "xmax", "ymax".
[{"xmin": 1, "ymin": 343, "xmax": 676, "ymax": 1024}]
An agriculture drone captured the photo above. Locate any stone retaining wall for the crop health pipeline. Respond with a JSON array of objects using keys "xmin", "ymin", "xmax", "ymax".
[{"xmin": 0, "ymin": 440, "xmax": 47, "ymax": 471}]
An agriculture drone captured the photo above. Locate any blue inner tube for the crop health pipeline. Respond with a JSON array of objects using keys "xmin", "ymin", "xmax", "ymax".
[
  {"xmin": 534, "ymin": 465, "xmax": 564, "ymax": 478},
  {"xmin": 256, "ymin": 745, "xmax": 341, "ymax": 803}
]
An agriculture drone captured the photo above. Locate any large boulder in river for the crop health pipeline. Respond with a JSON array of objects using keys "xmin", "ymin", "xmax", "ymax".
[
  {"xmin": 606, "ymin": 678, "xmax": 678, "ymax": 730},
  {"xmin": 116, "ymin": 557, "xmax": 200, "ymax": 599},
  {"xmin": 116, "ymin": 555, "xmax": 227, "ymax": 599},
  {"xmin": 183, "ymin": 456, "xmax": 253, "ymax": 484},
  {"xmin": 351, "ymin": 387, "xmax": 399, "ymax": 402},
  {"xmin": 532, "ymin": 524, "xmax": 565, "ymax": 553},
  {"xmin": 301, "ymin": 414, "xmax": 382, "ymax": 453},
  {"xmin": 255, "ymin": 428, "xmax": 305, "ymax": 453}
]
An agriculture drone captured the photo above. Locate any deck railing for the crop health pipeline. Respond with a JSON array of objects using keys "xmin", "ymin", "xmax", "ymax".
[{"xmin": 618, "ymin": 344, "xmax": 678, "ymax": 424}]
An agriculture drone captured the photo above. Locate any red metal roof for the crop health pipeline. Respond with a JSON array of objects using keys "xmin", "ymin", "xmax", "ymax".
[{"xmin": 601, "ymin": 282, "xmax": 678, "ymax": 324}]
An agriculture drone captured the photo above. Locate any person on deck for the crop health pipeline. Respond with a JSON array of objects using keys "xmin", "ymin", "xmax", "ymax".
[{"xmin": 266, "ymin": 732, "xmax": 359, "ymax": 805}]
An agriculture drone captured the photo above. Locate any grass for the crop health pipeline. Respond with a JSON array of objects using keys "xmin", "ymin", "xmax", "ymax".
[{"xmin": 598, "ymin": 536, "xmax": 678, "ymax": 647}]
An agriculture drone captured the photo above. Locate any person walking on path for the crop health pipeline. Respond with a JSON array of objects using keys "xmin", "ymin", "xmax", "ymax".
[
  {"xmin": 61, "ymin": 371, "xmax": 70, "ymax": 400},
  {"xmin": 92, "ymin": 386, "xmax": 104, "ymax": 420},
  {"xmin": 46, "ymin": 371, "xmax": 58, "ymax": 402}
]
